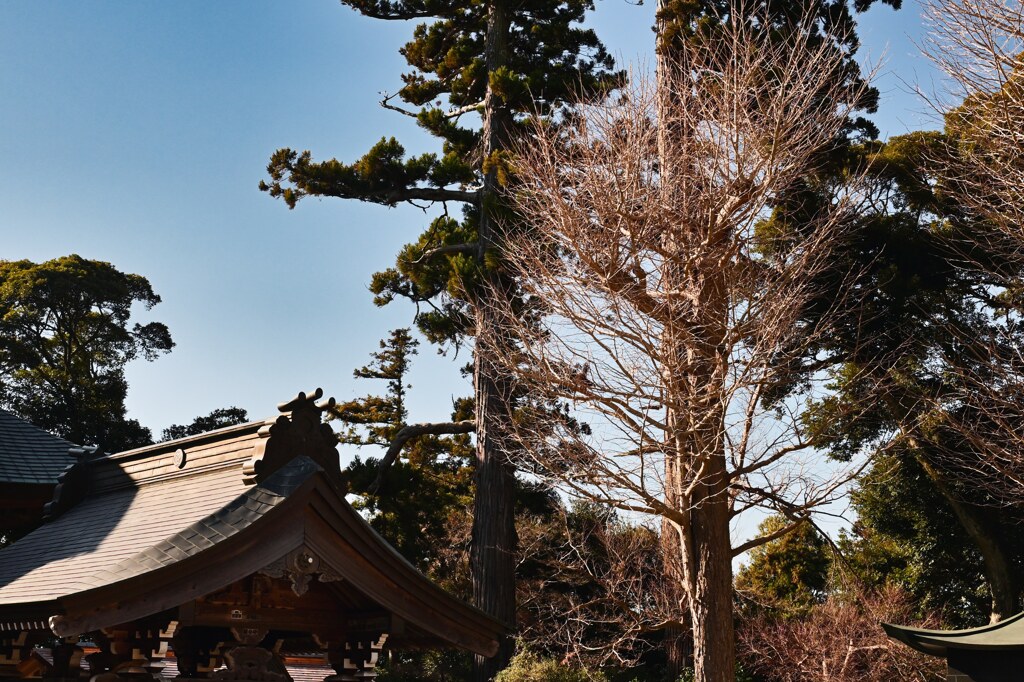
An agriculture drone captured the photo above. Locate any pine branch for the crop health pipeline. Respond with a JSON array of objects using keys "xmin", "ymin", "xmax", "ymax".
[
  {"xmin": 343, "ymin": 1, "xmax": 443, "ymax": 21},
  {"xmin": 370, "ymin": 419, "xmax": 476, "ymax": 492},
  {"xmin": 380, "ymin": 92, "xmax": 485, "ymax": 120},
  {"xmin": 382, "ymin": 187, "xmax": 480, "ymax": 204},
  {"xmin": 410, "ymin": 242, "xmax": 479, "ymax": 264},
  {"xmin": 262, "ymin": 144, "xmax": 480, "ymax": 209}
]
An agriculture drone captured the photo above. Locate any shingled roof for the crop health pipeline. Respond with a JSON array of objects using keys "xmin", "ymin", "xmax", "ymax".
[
  {"xmin": 884, "ymin": 611, "xmax": 1024, "ymax": 656},
  {"xmin": 0, "ymin": 409, "xmax": 75, "ymax": 485},
  {"xmin": 0, "ymin": 390, "xmax": 504, "ymax": 658}
]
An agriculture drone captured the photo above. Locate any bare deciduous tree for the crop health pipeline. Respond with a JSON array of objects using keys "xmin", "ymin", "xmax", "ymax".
[
  {"xmin": 921, "ymin": 0, "xmax": 1024, "ymax": 248},
  {"xmin": 483, "ymin": 7, "xmax": 879, "ymax": 681},
  {"xmin": 516, "ymin": 509, "xmax": 667, "ymax": 670},
  {"xmin": 738, "ymin": 585, "xmax": 946, "ymax": 682}
]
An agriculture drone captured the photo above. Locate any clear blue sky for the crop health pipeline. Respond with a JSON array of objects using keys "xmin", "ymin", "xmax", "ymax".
[{"xmin": 0, "ymin": 0, "xmax": 929, "ymax": 451}]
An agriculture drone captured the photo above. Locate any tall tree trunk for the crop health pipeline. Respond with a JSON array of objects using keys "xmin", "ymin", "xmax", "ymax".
[
  {"xmin": 472, "ymin": 0, "xmax": 516, "ymax": 679},
  {"xmin": 656, "ymin": 3, "xmax": 736, "ymax": 680},
  {"xmin": 656, "ymin": 4, "xmax": 694, "ymax": 679},
  {"xmin": 681, "ymin": 263, "xmax": 736, "ymax": 682},
  {"xmin": 916, "ymin": 454, "xmax": 1019, "ymax": 622},
  {"xmin": 688, "ymin": 452, "xmax": 735, "ymax": 682}
]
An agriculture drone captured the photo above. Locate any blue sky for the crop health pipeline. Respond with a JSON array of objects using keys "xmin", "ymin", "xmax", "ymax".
[{"xmin": 0, "ymin": 0, "xmax": 930, "ymax": 452}]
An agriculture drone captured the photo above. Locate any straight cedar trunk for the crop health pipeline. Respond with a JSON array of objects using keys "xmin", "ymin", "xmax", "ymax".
[{"xmin": 471, "ymin": 0, "xmax": 516, "ymax": 679}]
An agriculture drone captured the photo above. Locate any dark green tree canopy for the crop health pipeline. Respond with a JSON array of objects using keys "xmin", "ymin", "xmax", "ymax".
[
  {"xmin": 0, "ymin": 254, "xmax": 173, "ymax": 452},
  {"xmin": 261, "ymin": 0, "xmax": 622, "ymax": 345},
  {"xmin": 736, "ymin": 517, "xmax": 831, "ymax": 614},
  {"xmin": 796, "ymin": 111, "xmax": 1024, "ymax": 623},
  {"xmin": 160, "ymin": 407, "xmax": 250, "ymax": 442}
]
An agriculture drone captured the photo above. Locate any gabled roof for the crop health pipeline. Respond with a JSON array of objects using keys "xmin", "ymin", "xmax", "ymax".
[
  {"xmin": 883, "ymin": 611, "xmax": 1024, "ymax": 656},
  {"xmin": 0, "ymin": 390, "xmax": 504, "ymax": 657},
  {"xmin": 0, "ymin": 409, "xmax": 76, "ymax": 485}
]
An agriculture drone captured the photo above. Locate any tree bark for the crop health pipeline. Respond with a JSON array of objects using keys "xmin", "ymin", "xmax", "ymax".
[
  {"xmin": 689, "ymin": 452, "xmax": 736, "ymax": 682},
  {"xmin": 916, "ymin": 454, "xmax": 1019, "ymax": 622},
  {"xmin": 471, "ymin": 0, "xmax": 517, "ymax": 679},
  {"xmin": 656, "ymin": 2, "xmax": 737, "ymax": 678}
]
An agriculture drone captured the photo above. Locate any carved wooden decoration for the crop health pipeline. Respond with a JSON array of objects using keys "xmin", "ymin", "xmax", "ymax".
[
  {"xmin": 171, "ymin": 626, "xmax": 228, "ymax": 677},
  {"xmin": 243, "ymin": 389, "xmax": 340, "ymax": 485},
  {"xmin": 43, "ymin": 446, "xmax": 104, "ymax": 521},
  {"xmin": 258, "ymin": 548, "xmax": 342, "ymax": 596},
  {"xmin": 0, "ymin": 632, "xmax": 28, "ymax": 667},
  {"xmin": 326, "ymin": 635, "xmax": 388, "ymax": 682},
  {"xmin": 213, "ymin": 646, "xmax": 291, "ymax": 682}
]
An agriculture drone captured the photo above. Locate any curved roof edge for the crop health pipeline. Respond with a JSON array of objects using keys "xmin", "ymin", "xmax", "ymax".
[{"xmin": 883, "ymin": 611, "xmax": 1024, "ymax": 656}]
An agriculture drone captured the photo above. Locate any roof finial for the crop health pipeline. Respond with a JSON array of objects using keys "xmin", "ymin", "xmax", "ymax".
[{"xmin": 243, "ymin": 389, "xmax": 340, "ymax": 485}]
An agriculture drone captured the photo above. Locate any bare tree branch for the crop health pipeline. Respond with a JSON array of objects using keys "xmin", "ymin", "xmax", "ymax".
[{"xmin": 481, "ymin": 4, "xmax": 880, "ymax": 671}]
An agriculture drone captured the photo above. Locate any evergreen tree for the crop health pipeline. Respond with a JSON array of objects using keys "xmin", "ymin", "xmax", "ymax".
[
  {"xmin": 333, "ymin": 330, "xmax": 477, "ymax": 679},
  {"xmin": 803, "ymin": 126, "xmax": 1024, "ymax": 624},
  {"xmin": 838, "ymin": 453, "xmax": 1024, "ymax": 627},
  {"xmin": 262, "ymin": 4, "xmax": 621, "ymax": 677},
  {"xmin": 334, "ymin": 328, "xmax": 419, "ymax": 448},
  {"xmin": 160, "ymin": 407, "xmax": 250, "ymax": 442},
  {"xmin": 735, "ymin": 517, "xmax": 831, "ymax": 616},
  {"xmin": 332, "ymin": 329, "xmax": 475, "ymax": 583},
  {"xmin": 0, "ymin": 255, "xmax": 173, "ymax": 452}
]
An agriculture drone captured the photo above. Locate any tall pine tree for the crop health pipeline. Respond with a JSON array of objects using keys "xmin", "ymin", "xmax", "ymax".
[
  {"xmin": 261, "ymin": 5, "xmax": 620, "ymax": 676},
  {"xmin": 333, "ymin": 329, "xmax": 479, "ymax": 679}
]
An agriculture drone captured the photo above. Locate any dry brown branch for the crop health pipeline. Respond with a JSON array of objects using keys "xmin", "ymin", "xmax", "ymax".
[
  {"xmin": 484, "ymin": 4, "xmax": 880, "ymax": 678},
  {"xmin": 737, "ymin": 586, "xmax": 945, "ymax": 682},
  {"xmin": 913, "ymin": 0, "xmax": 1024, "ymax": 508},
  {"xmin": 516, "ymin": 510, "xmax": 670, "ymax": 669}
]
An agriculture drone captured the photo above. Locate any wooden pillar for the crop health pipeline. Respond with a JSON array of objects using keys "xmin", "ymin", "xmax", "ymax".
[{"xmin": 46, "ymin": 640, "xmax": 83, "ymax": 682}]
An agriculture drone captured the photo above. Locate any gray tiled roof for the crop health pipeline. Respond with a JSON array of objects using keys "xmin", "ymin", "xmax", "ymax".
[
  {"xmin": 0, "ymin": 454, "xmax": 315, "ymax": 605},
  {"xmin": 0, "ymin": 397, "xmax": 506, "ymax": 657},
  {"xmin": 0, "ymin": 409, "xmax": 76, "ymax": 485}
]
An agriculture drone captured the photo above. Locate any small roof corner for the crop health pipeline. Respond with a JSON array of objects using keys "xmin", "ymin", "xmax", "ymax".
[{"xmin": 0, "ymin": 409, "xmax": 77, "ymax": 485}]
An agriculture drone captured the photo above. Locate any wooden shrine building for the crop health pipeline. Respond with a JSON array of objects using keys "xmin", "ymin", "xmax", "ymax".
[
  {"xmin": 884, "ymin": 612, "xmax": 1024, "ymax": 681},
  {"xmin": 0, "ymin": 390, "xmax": 504, "ymax": 681},
  {"xmin": 0, "ymin": 409, "xmax": 76, "ymax": 538}
]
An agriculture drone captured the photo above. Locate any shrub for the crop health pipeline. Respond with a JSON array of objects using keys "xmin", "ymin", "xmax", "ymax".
[{"xmin": 495, "ymin": 648, "xmax": 607, "ymax": 682}]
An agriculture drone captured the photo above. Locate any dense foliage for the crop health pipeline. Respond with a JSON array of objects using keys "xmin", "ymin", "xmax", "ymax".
[
  {"xmin": 160, "ymin": 407, "xmax": 250, "ymax": 442},
  {"xmin": 0, "ymin": 255, "xmax": 173, "ymax": 452}
]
